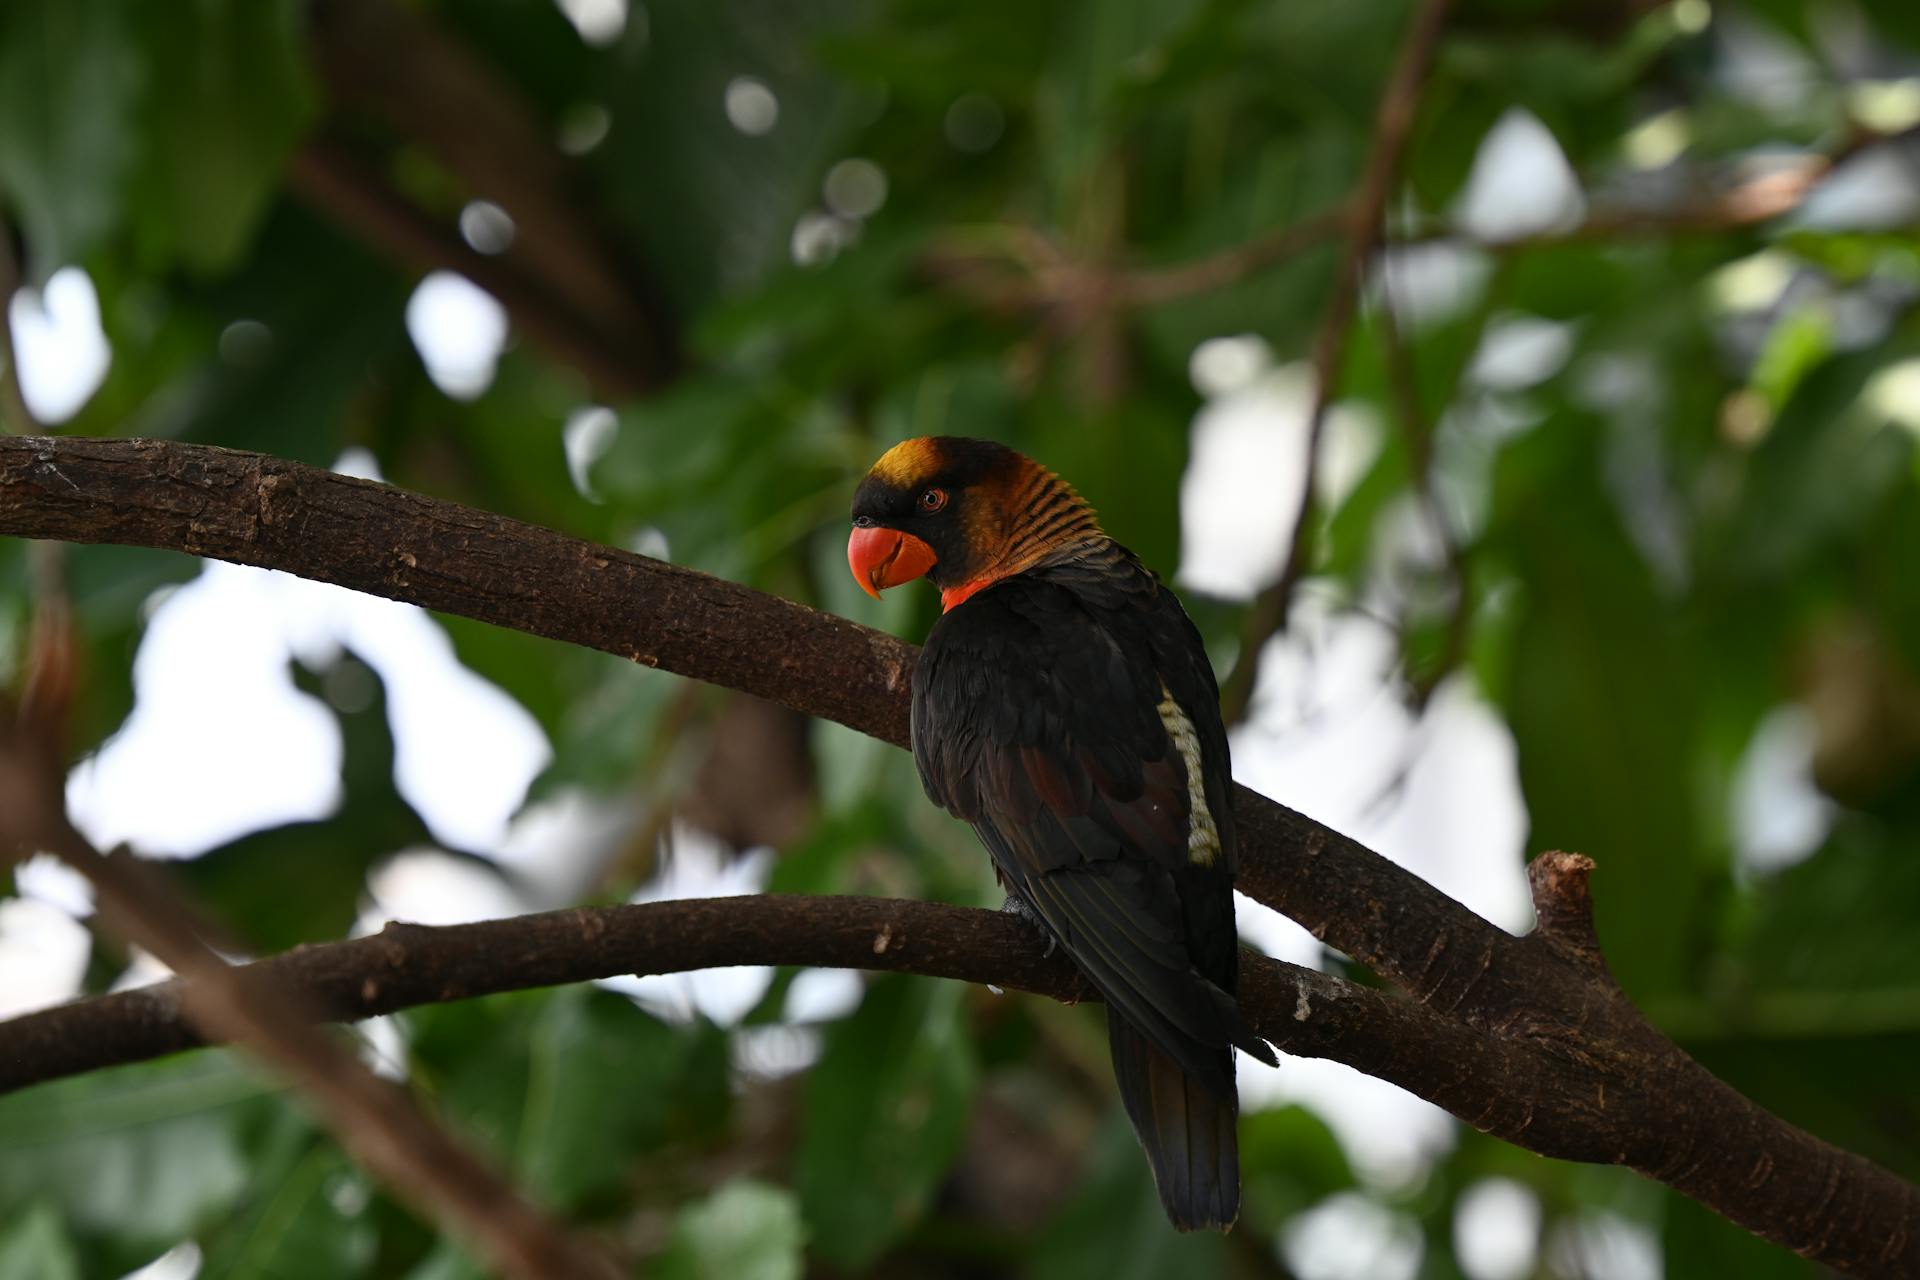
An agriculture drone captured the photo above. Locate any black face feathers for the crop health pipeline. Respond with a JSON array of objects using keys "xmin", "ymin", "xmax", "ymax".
[
  {"xmin": 850, "ymin": 437, "xmax": 1022, "ymax": 589},
  {"xmin": 851, "ymin": 437, "xmax": 1102, "ymax": 594}
]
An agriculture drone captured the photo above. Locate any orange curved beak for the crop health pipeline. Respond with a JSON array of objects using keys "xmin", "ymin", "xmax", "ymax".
[{"xmin": 848, "ymin": 525, "xmax": 937, "ymax": 600}]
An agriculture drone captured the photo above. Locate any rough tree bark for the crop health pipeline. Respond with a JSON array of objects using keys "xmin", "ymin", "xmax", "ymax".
[{"xmin": 0, "ymin": 436, "xmax": 1914, "ymax": 1277}]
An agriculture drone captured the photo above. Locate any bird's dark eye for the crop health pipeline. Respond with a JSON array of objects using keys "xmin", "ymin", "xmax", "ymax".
[
  {"xmin": 853, "ymin": 514, "xmax": 875, "ymax": 528},
  {"xmin": 918, "ymin": 487, "xmax": 948, "ymax": 513}
]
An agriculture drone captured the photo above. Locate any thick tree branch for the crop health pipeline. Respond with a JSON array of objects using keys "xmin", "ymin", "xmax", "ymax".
[{"xmin": 0, "ymin": 435, "xmax": 1915, "ymax": 1276}]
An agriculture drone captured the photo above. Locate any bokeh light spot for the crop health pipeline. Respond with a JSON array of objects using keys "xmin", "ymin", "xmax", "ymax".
[
  {"xmin": 459, "ymin": 200, "xmax": 517, "ymax": 255},
  {"xmin": 824, "ymin": 158, "xmax": 887, "ymax": 219},
  {"xmin": 945, "ymin": 93, "xmax": 1004, "ymax": 152},
  {"xmin": 405, "ymin": 271, "xmax": 509, "ymax": 401},
  {"xmin": 8, "ymin": 267, "xmax": 111, "ymax": 424},
  {"xmin": 725, "ymin": 76, "xmax": 780, "ymax": 136}
]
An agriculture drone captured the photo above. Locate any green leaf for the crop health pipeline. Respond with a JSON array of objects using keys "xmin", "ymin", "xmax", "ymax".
[
  {"xmin": 1239, "ymin": 1105, "xmax": 1357, "ymax": 1221},
  {"xmin": 404, "ymin": 1240, "xmax": 489, "ymax": 1280},
  {"xmin": 593, "ymin": 0, "xmax": 865, "ymax": 310},
  {"xmin": 654, "ymin": 1179, "xmax": 805, "ymax": 1280},
  {"xmin": 1749, "ymin": 304, "xmax": 1833, "ymax": 413},
  {"xmin": 125, "ymin": 0, "xmax": 317, "ymax": 272},
  {"xmin": 123, "ymin": 205, "xmax": 409, "ymax": 464},
  {"xmin": 403, "ymin": 988, "xmax": 733, "ymax": 1210},
  {"xmin": 0, "ymin": 1203, "xmax": 81, "ymax": 1280},
  {"xmin": 515, "ymin": 989, "xmax": 702, "ymax": 1210},
  {"xmin": 1034, "ymin": 0, "xmax": 1205, "ymax": 202},
  {"xmin": 1703, "ymin": 346, "xmax": 1915, "ymax": 587},
  {"xmin": 0, "ymin": 1053, "xmax": 276, "ymax": 1265},
  {"xmin": 1857, "ymin": 0, "xmax": 1920, "ymax": 50},
  {"xmin": 0, "ymin": 0, "xmax": 142, "ymax": 274},
  {"xmin": 1491, "ymin": 412, "xmax": 1712, "ymax": 998},
  {"xmin": 794, "ymin": 976, "xmax": 975, "ymax": 1269},
  {"xmin": 199, "ymin": 1120, "xmax": 378, "ymax": 1280}
]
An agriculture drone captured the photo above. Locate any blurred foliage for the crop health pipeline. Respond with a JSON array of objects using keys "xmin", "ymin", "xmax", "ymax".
[{"xmin": 2, "ymin": 0, "xmax": 1920, "ymax": 1275}]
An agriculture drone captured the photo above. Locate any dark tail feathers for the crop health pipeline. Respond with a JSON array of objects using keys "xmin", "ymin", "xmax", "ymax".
[{"xmin": 1108, "ymin": 1008, "xmax": 1241, "ymax": 1231}]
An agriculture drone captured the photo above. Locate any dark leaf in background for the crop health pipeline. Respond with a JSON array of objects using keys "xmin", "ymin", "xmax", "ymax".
[
  {"xmin": 407, "ymin": 988, "xmax": 734, "ymax": 1198},
  {"xmin": 0, "ymin": 1054, "xmax": 277, "ymax": 1274},
  {"xmin": 0, "ymin": 1203, "xmax": 82, "ymax": 1280},
  {"xmin": 1028, "ymin": 1116, "xmax": 1226, "ymax": 1279},
  {"xmin": 0, "ymin": 0, "xmax": 139, "ymax": 277},
  {"xmin": 795, "ymin": 976, "xmax": 976, "ymax": 1269},
  {"xmin": 1495, "ymin": 412, "xmax": 1712, "ymax": 999},
  {"xmin": 124, "ymin": 0, "xmax": 317, "ymax": 274},
  {"xmin": 1238, "ymin": 1104, "xmax": 1358, "ymax": 1222},
  {"xmin": 654, "ymin": 1179, "xmax": 805, "ymax": 1280},
  {"xmin": 198, "ymin": 1113, "xmax": 379, "ymax": 1280},
  {"xmin": 513, "ymin": 988, "xmax": 708, "ymax": 1211}
]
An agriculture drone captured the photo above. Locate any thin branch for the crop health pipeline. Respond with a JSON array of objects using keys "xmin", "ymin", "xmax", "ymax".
[
  {"xmin": 1118, "ymin": 208, "xmax": 1349, "ymax": 306},
  {"xmin": 50, "ymin": 836, "xmax": 623, "ymax": 1279},
  {"xmin": 1217, "ymin": 0, "xmax": 1454, "ymax": 725},
  {"xmin": 1412, "ymin": 120, "xmax": 1920, "ymax": 250},
  {"xmin": 0, "ymin": 221, "xmax": 38, "ymax": 437},
  {"xmin": 932, "ymin": 123, "xmax": 1919, "ymax": 345},
  {"xmin": 0, "ymin": 435, "xmax": 1916, "ymax": 1276},
  {"xmin": 1527, "ymin": 851, "xmax": 1611, "ymax": 978},
  {"xmin": 927, "ymin": 208, "xmax": 1347, "ymax": 323},
  {"xmin": 1375, "ymin": 291, "xmax": 1471, "ymax": 711},
  {"xmin": 0, "ymin": 897, "xmax": 1220, "ymax": 1091}
]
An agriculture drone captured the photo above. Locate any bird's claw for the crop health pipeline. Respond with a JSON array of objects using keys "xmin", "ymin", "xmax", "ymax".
[{"xmin": 1001, "ymin": 893, "xmax": 1057, "ymax": 957}]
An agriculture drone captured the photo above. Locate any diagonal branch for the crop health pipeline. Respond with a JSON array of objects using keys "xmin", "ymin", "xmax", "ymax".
[
  {"xmin": 1375, "ymin": 290, "xmax": 1472, "ymax": 710},
  {"xmin": 1217, "ymin": 0, "xmax": 1454, "ymax": 725},
  {"xmin": 2, "ymin": 609, "xmax": 620, "ymax": 1276},
  {"xmin": 14, "ymin": 831, "xmax": 623, "ymax": 1280},
  {"xmin": 0, "ymin": 434, "xmax": 1916, "ymax": 1276}
]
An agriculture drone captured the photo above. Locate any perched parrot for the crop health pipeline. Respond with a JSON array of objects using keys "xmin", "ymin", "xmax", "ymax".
[{"xmin": 847, "ymin": 435, "xmax": 1277, "ymax": 1231}]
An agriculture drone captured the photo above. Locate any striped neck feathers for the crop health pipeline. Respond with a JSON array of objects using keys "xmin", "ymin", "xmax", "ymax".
[{"xmin": 942, "ymin": 459, "xmax": 1106, "ymax": 610}]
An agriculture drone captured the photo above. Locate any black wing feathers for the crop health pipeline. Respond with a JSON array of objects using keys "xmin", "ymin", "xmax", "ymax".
[{"xmin": 911, "ymin": 562, "xmax": 1275, "ymax": 1089}]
